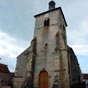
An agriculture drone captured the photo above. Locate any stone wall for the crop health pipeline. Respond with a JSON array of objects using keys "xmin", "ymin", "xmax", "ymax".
[
  {"xmin": 14, "ymin": 47, "xmax": 31, "ymax": 88},
  {"xmin": 67, "ymin": 47, "xmax": 82, "ymax": 87}
]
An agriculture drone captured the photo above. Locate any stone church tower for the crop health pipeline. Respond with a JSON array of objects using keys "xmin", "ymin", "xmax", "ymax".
[
  {"xmin": 33, "ymin": 1, "xmax": 70, "ymax": 88},
  {"xmin": 14, "ymin": 1, "xmax": 82, "ymax": 88}
]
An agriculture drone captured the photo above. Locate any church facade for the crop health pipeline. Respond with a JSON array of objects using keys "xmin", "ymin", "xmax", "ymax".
[{"xmin": 14, "ymin": 1, "xmax": 83, "ymax": 88}]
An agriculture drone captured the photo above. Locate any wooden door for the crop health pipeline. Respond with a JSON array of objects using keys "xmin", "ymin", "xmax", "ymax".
[{"xmin": 39, "ymin": 71, "xmax": 48, "ymax": 88}]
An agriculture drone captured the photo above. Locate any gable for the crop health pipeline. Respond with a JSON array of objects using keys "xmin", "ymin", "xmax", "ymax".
[{"xmin": 0, "ymin": 63, "xmax": 10, "ymax": 73}]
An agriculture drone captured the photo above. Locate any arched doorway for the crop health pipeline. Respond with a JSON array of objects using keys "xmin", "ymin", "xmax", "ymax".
[{"xmin": 39, "ymin": 71, "xmax": 48, "ymax": 88}]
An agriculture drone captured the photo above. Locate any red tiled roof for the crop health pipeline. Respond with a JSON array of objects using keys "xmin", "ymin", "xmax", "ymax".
[
  {"xmin": 0, "ymin": 63, "xmax": 10, "ymax": 73},
  {"xmin": 83, "ymin": 74, "xmax": 88, "ymax": 79}
]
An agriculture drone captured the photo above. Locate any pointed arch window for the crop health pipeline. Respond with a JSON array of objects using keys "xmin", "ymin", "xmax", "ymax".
[
  {"xmin": 44, "ymin": 19, "xmax": 50, "ymax": 27},
  {"xmin": 55, "ymin": 33, "xmax": 59, "ymax": 50}
]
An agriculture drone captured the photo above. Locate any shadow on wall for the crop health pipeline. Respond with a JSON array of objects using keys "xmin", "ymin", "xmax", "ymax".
[{"xmin": 71, "ymin": 82, "xmax": 86, "ymax": 88}]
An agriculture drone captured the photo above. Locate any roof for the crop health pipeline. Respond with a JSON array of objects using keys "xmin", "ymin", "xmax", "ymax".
[
  {"xmin": 34, "ymin": 7, "xmax": 67, "ymax": 26},
  {"xmin": 83, "ymin": 74, "xmax": 88, "ymax": 79},
  {"xmin": 0, "ymin": 63, "xmax": 10, "ymax": 73},
  {"xmin": 17, "ymin": 46, "xmax": 30, "ymax": 58}
]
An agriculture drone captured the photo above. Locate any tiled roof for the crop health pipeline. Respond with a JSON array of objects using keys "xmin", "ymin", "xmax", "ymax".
[
  {"xmin": 0, "ymin": 63, "xmax": 10, "ymax": 73},
  {"xmin": 83, "ymin": 74, "xmax": 88, "ymax": 79}
]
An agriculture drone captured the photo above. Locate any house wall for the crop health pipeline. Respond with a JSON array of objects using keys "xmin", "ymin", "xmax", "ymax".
[{"xmin": 0, "ymin": 72, "xmax": 11, "ymax": 86}]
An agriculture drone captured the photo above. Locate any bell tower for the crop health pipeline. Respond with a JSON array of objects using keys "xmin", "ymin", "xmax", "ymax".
[
  {"xmin": 49, "ymin": 0, "xmax": 56, "ymax": 10},
  {"xmin": 33, "ymin": 1, "xmax": 70, "ymax": 88}
]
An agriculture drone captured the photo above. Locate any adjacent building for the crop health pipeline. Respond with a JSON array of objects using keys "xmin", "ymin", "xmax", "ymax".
[
  {"xmin": 0, "ymin": 63, "xmax": 14, "ymax": 88},
  {"xmin": 0, "ymin": 63, "xmax": 11, "ymax": 87},
  {"xmin": 83, "ymin": 74, "xmax": 88, "ymax": 88}
]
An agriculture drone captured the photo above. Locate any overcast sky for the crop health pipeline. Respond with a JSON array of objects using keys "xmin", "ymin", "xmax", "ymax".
[{"xmin": 0, "ymin": 0, "xmax": 88, "ymax": 73}]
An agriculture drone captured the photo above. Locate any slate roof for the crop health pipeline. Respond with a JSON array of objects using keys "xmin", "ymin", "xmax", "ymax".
[{"xmin": 0, "ymin": 63, "xmax": 10, "ymax": 73}]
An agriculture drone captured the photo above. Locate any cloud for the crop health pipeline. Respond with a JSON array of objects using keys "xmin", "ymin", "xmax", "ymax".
[
  {"xmin": 0, "ymin": 30, "xmax": 29, "ymax": 71},
  {"xmin": 67, "ymin": 17, "xmax": 88, "ymax": 56},
  {"xmin": 0, "ymin": 0, "xmax": 88, "ymax": 73},
  {"xmin": 0, "ymin": 0, "xmax": 34, "ymax": 41},
  {"xmin": 70, "ymin": 44, "xmax": 88, "ymax": 56},
  {"xmin": 0, "ymin": 31, "xmax": 24, "ymax": 58},
  {"xmin": 32, "ymin": 0, "xmax": 48, "ymax": 14},
  {"xmin": 79, "ymin": 19, "xmax": 88, "ymax": 38},
  {"xmin": 1, "ymin": 55, "xmax": 16, "ymax": 72}
]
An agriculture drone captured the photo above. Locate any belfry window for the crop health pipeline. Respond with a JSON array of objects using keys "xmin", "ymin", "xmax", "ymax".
[{"xmin": 44, "ymin": 19, "xmax": 50, "ymax": 27}]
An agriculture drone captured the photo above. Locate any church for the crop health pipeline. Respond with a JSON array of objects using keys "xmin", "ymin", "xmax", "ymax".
[{"xmin": 14, "ymin": 1, "xmax": 83, "ymax": 88}]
